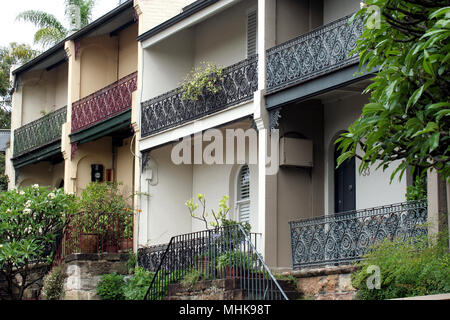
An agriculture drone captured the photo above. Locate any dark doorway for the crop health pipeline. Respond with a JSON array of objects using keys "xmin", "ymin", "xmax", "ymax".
[{"xmin": 334, "ymin": 146, "xmax": 356, "ymax": 213}]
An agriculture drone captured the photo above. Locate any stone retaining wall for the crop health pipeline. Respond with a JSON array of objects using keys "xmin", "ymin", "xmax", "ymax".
[
  {"xmin": 63, "ymin": 253, "xmax": 130, "ymax": 300},
  {"xmin": 284, "ymin": 265, "xmax": 360, "ymax": 300},
  {"xmin": 166, "ymin": 279, "xmax": 246, "ymax": 300}
]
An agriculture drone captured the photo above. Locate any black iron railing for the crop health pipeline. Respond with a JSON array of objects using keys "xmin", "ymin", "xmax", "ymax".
[
  {"xmin": 13, "ymin": 106, "xmax": 67, "ymax": 157},
  {"xmin": 266, "ymin": 14, "xmax": 364, "ymax": 94},
  {"xmin": 289, "ymin": 200, "xmax": 428, "ymax": 269},
  {"xmin": 138, "ymin": 233, "xmax": 262, "ymax": 272},
  {"xmin": 141, "ymin": 55, "xmax": 258, "ymax": 137},
  {"xmin": 143, "ymin": 225, "xmax": 287, "ymax": 300}
]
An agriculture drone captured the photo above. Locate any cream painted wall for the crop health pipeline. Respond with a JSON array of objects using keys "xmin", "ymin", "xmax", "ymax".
[
  {"xmin": 116, "ymin": 137, "xmax": 135, "ymax": 198},
  {"xmin": 135, "ymin": 0, "xmax": 195, "ymax": 36},
  {"xmin": 74, "ymin": 137, "xmax": 113, "ymax": 195},
  {"xmin": 17, "ymin": 161, "xmax": 64, "ymax": 189},
  {"xmin": 20, "ymin": 63, "xmax": 68, "ymax": 126},
  {"xmin": 118, "ymin": 24, "xmax": 139, "ymax": 79},
  {"xmin": 193, "ymin": 0, "xmax": 256, "ymax": 68},
  {"xmin": 323, "ymin": 0, "xmax": 360, "ymax": 24},
  {"xmin": 79, "ymin": 36, "xmax": 118, "ymax": 98},
  {"xmin": 144, "ymin": 143, "xmax": 193, "ymax": 245},
  {"xmin": 143, "ymin": 28, "xmax": 195, "ymax": 99},
  {"xmin": 323, "ymin": 93, "xmax": 407, "ymax": 214}
]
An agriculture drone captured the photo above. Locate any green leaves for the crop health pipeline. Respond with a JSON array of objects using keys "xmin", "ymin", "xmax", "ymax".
[{"xmin": 336, "ymin": 1, "xmax": 450, "ymax": 182}]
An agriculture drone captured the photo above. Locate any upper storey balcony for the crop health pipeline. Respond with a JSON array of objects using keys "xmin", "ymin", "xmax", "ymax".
[
  {"xmin": 265, "ymin": 0, "xmax": 367, "ymax": 110},
  {"xmin": 11, "ymin": 59, "xmax": 68, "ymax": 169},
  {"xmin": 139, "ymin": 0, "xmax": 259, "ymax": 139},
  {"xmin": 69, "ymin": 18, "xmax": 138, "ymax": 148}
]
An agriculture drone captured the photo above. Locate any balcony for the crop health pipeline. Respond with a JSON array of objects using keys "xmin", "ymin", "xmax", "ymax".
[
  {"xmin": 141, "ymin": 55, "xmax": 258, "ymax": 138},
  {"xmin": 13, "ymin": 106, "xmax": 67, "ymax": 159},
  {"xmin": 289, "ymin": 200, "xmax": 428, "ymax": 269},
  {"xmin": 71, "ymin": 72, "xmax": 138, "ymax": 134},
  {"xmin": 266, "ymin": 14, "xmax": 364, "ymax": 94}
]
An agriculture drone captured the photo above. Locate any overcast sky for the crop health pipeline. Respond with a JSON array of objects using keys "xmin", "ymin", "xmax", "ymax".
[{"xmin": 0, "ymin": 0, "xmax": 120, "ymax": 50}]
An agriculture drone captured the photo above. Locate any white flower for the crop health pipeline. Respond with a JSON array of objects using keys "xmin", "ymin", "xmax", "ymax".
[
  {"xmin": 23, "ymin": 208, "xmax": 32, "ymax": 214},
  {"xmin": 48, "ymin": 193, "xmax": 56, "ymax": 199},
  {"xmin": 25, "ymin": 200, "xmax": 32, "ymax": 207},
  {"xmin": 19, "ymin": 191, "xmax": 25, "ymax": 195},
  {"xmin": 6, "ymin": 209, "xmax": 11, "ymax": 213},
  {"xmin": 32, "ymin": 184, "xmax": 39, "ymax": 189}
]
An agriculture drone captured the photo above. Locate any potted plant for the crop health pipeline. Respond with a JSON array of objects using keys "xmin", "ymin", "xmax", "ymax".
[
  {"xmin": 217, "ymin": 251, "xmax": 255, "ymax": 279},
  {"xmin": 180, "ymin": 62, "xmax": 224, "ymax": 102},
  {"xmin": 75, "ymin": 182, "xmax": 135, "ymax": 254}
]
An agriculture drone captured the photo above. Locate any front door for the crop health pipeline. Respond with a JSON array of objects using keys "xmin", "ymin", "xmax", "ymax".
[{"xmin": 334, "ymin": 146, "xmax": 356, "ymax": 213}]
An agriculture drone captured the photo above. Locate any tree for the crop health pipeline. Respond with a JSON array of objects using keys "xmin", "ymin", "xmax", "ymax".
[
  {"xmin": 336, "ymin": 0, "xmax": 450, "ymax": 183},
  {"xmin": 0, "ymin": 185, "xmax": 77, "ymax": 300},
  {"xmin": 16, "ymin": 0, "xmax": 96, "ymax": 48}
]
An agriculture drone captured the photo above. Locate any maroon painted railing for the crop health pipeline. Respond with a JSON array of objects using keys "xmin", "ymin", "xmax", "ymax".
[
  {"xmin": 71, "ymin": 72, "xmax": 138, "ymax": 133},
  {"xmin": 53, "ymin": 211, "xmax": 134, "ymax": 264}
]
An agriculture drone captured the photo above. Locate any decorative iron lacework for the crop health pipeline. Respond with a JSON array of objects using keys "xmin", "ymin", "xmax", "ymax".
[
  {"xmin": 13, "ymin": 106, "xmax": 67, "ymax": 158},
  {"xmin": 141, "ymin": 55, "xmax": 258, "ymax": 138},
  {"xmin": 138, "ymin": 244, "xmax": 169, "ymax": 272},
  {"xmin": 289, "ymin": 200, "xmax": 428, "ymax": 269},
  {"xmin": 71, "ymin": 71, "xmax": 137, "ymax": 133},
  {"xmin": 266, "ymin": 14, "xmax": 364, "ymax": 94}
]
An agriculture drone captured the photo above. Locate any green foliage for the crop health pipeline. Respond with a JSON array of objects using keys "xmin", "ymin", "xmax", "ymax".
[
  {"xmin": 181, "ymin": 62, "xmax": 224, "ymax": 102},
  {"xmin": 336, "ymin": 0, "xmax": 450, "ymax": 183},
  {"xmin": 180, "ymin": 269, "xmax": 206, "ymax": 288},
  {"xmin": 126, "ymin": 252, "xmax": 137, "ymax": 274},
  {"xmin": 72, "ymin": 182, "xmax": 133, "ymax": 246},
  {"xmin": 1, "ymin": 43, "xmax": 39, "ymax": 118},
  {"xmin": 123, "ymin": 267, "xmax": 154, "ymax": 300},
  {"xmin": 352, "ymin": 234, "xmax": 450, "ymax": 300},
  {"xmin": 16, "ymin": 0, "xmax": 96, "ymax": 48},
  {"xmin": 405, "ymin": 175, "xmax": 427, "ymax": 201},
  {"xmin": 42, "ymin": 266, "xmax": 66, "ymax": 300},
  {"xmin": 0, "ymin": 153, "xmax": 9, "ymax": 192},
  {"xmin": 217, "ymin": 251, "xmax": 254, "ymax": 270},
  {"xmin": 96, "ymin": 272, "xmax": 125, "ymax": 300},
  {"xmin": 0, "ymin": 185, "xmax": 77, "ymax": 300},
  {"xmin": 186, "ymin": 194, "xmax": 250, "ymax": 232}
]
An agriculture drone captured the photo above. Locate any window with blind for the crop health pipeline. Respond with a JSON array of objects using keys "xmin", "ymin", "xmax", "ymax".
[
  {"xmin": 247, "ymin": 9, "xmax": 257, "ymax": 57},
  {"xmin": 237, "ymin": 165, "xmax": 251, "ymax": 223}
]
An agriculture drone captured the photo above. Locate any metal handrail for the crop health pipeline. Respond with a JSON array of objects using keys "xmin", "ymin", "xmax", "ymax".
[{"xmin": 143, "ymin": 225, "xmax": 288, "ymax": 300}]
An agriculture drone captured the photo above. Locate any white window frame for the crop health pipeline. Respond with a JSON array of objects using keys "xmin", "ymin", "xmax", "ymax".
[{"xmin": 235, "ymin": 164, "xmax": 251, "ymax": 224}]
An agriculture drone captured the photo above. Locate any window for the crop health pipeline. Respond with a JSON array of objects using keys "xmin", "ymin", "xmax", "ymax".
[
  {"xmin": 237, "ymin": 165, "xmax": 251, "ymax": 223},
  {"xmin": 246, "ymin": 9, "xmax": 257, "ymax": 57}
]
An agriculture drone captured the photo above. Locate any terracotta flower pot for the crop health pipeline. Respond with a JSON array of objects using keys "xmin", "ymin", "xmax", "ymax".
[
  {"xmin": 197, "ymin": 256, "xmax": 210, "ymax": 273},
  {"xmin": 120, "ymin": 238, "xmax": 133, "ymax": 251},
  {"xmin": 80, "ymin": 233, "xmax": 99, "ymax": 253}
]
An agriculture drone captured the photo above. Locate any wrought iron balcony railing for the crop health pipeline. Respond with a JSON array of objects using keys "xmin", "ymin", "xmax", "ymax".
[
  {"xmin": 289, "ymin": 200, "xmax": 428, "ymax": 269},
  {"xmin": 266, "ymin": 14, "xmax": 364, "ymax": 94},
  {"xmin": 141, "ymin": 55, "xmax": 258, "ymax": 138},
  {"xmin": 71, "ymin": 71, "xmax": 137, "ymax": 133},
  {"xmin": 13, "ymin": 106, "xmax": 67, "ymax": 158}
]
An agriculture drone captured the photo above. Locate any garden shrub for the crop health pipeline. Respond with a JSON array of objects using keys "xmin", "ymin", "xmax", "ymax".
[
  {"xmin": 42, "ymin": 266, "xmax": 66, "ymax": 300},
  {"xmin": 0, "ymin": 185, "xmax": 77, "ymax": 300},
  {"xmin": 96, "ymin": 272, "xmax": 126, "ymax": 300},
  {"xmin": 352, "ymin": 234, "xmax": 450, "ymax": 300},
  {"xmin": 123, "ymin": 266, "xmax": 154, "ymax": 300}
]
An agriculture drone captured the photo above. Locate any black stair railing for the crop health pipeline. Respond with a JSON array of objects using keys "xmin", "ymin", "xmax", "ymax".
[{"xmin": 143, "ymin": 224, "xmax": 288, "ymax": 300}]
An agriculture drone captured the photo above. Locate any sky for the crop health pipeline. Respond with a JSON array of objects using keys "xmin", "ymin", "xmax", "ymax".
[{"xmin": 0, "ymin": 0, "xmax": 121, "ymax": 50}]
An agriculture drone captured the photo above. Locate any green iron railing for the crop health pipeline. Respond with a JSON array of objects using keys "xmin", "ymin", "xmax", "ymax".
[{"xmin": 13, "ymin": 106, "xmax": 67, "ymax": 158}]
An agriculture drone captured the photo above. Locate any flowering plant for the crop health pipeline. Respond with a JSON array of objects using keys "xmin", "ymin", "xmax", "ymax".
[{"xmin": 0, "ymin": 185, "xmax": 77, "ymax": 300}]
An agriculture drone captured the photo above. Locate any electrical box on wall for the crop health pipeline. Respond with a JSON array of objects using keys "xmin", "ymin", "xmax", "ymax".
[
  {"xmin": 279, "ymin": 137, "xmax": 313, "ymax": 168},
  {"xmin": 91, "ymin": 164, "xmax": 104, "ymax": 182}
]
